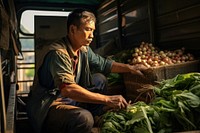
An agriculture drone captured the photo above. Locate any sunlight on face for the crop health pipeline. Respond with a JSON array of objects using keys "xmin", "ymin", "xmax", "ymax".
[
  {"xmin": 75, "ymin": 18, "xmax": 95, "ymax": 46},
  {"xmin": 69, "ymin": 10, "xmax": 96, "ymax": 49}
]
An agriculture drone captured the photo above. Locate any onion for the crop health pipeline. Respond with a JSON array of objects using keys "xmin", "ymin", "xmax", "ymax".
[
  {"xmin": 135, "ymin": 48, "xmax": 139, "ymax": 53},
  {"xmin": 126, "ymin": 42, "xmax": 195, "ymax": 68}
]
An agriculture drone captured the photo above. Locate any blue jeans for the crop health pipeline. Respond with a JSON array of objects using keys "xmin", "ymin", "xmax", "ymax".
[
  {"xmin": 42, "ymin": 73, "xmax": 107, "ymax": 133},
  {"xmin": 77, "ymin": 73, "xmax": 107, "ymax": 116}
]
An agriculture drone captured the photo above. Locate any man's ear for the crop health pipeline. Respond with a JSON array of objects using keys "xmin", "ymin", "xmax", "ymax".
[{"xmin": 69, "ymin": 25, "xmax": 76, "ymax": 34}]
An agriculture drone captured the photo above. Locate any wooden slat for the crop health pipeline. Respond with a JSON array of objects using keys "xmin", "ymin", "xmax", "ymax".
[
  {"xmin": 123, "ymin": 19, "xmax": 149, "ymax": 36},
  {"xmin": 98, "ymin": 17, "xmax": 118, "ymax": 34},
  {"xmin": 121, "ymin": 0, "xmax": 146, "ymax": 15},
  {"xmin": 156, "ymin": 4, "xmax": 200, "ymax": 27},
  {"xmin": 123, "ymin": 32, "xmax": 150, "ymax": 48},
  {"xmin": 120, "ymin": 0, "xmax": 150, "ymax": 48},
  {"xmin": 157, "ymin": 19, "xmax": 200, "ymax": 42},
  {"xmin": 154, "ymin": 0, "xmax": 200, "ymax": 15},
  {"xmin": 99, "ymin": 30, "xmax": 118, "ymax": 45},
  {"xmin": 97, "ymin": 6, "xmax": 117, "ymax": 24},
  {"xmin": 98, "ymin": 0, "xmax": 116, "ymax": 15},
  {"xmin": 6, "ymin": 84, "xmax": 16, "ymax": 133},
  {"xmin": 153, "ymin": 0, "xmax": 200, "ymax": 52},
  {"xmin": 97, "ymin": 0, "xmax": 119, "ymax": 47},
  {"xmin": 0, "ymin": 50, "xmax": 7, "ymax": 133}
]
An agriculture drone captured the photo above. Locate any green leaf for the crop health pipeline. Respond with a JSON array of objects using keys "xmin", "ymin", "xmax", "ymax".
[{"xmin": 125, "ymin": 109, "xmax": 145, "ymax": 126}]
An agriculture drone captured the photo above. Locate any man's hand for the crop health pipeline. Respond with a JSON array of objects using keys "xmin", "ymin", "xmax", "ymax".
[
  {"xmin": 105, "ymin": 95, "xmax": 128, "ymax": 110},
  {"xmin": 135, "ymin": 64, "xmax": 149, "ymax": 70},
  {"xmin": 128, "ymin": 64, "xmax": 149, "ymax": 76}
]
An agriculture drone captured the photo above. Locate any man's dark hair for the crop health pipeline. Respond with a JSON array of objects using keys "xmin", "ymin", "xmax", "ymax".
[{"xmin": 67, "ymin": 8, "xmax": 96, "ymax": 33}]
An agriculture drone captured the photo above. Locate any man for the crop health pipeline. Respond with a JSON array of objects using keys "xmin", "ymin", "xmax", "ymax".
[{"xmin": 27, "ymin": 8, "xmax": 147, "ymax": 133}]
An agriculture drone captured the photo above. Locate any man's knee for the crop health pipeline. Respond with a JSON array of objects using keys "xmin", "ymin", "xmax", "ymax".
[
  {"xmin": 92, "ymin": 73, "xmax": 107, "ymax": 93},
  {"xmin": 73, "ymin": 109, "xmax": 94, "ymax": 131},
  {"xmin": 92, "ymin": 73, "xmax": 107, "ymax": 85}
]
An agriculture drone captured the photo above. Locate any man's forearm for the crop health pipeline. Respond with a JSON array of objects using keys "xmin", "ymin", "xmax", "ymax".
[
  {"xmin": 60, "ymin": 83, "xmax": 108, "ymax": 104},
  {"xmin": 111, "ymin": 61, "xmax": 148, "ymax": 76},
  {"xmin": 60, "ymin": 83, "xmax": 128, "ymax": 109},
  {"xmin": 111, "ymin": 62, "xmax": 132, "ymax": 73}
]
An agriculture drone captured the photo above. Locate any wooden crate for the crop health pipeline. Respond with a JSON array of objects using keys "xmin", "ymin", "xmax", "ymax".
[
  {"xmin": 155, "ymin": 60, "xmax": 200, "ymax": 80},
  {"xmin": 123, "ymin": 60, "xmax": 200, "ymax": 103},
  {"xmin": 174, "ymin": 131, "xmax": 200, "ymax": 133}
]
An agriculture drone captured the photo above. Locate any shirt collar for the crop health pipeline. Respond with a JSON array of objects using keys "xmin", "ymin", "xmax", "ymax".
[
  {"xmin": 63, "ymin": 36, "xmax": 77, "ymax": 59},
  {"xmin": 65, "ymin": 36, "xmax": 88, "ymax": 59}
]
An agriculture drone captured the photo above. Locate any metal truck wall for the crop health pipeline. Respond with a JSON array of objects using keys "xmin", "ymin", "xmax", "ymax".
[
  {"xmin": 0, "ymin": 0, "xmax": 21, "ymax": 132},
  {"xmin": 97, "ymin": 0, "xmax": 151, "ymax": 49},
  {"xmin": 97, "ymin": 0, "xmax": 200, "ymax": 54},
  {"xmin": 154, "ymin": 0, "xmax": 200, "ymax": 52},
  {"xmin": 96, "ymin": 0, "xmax": 120, "ymax": 48}
]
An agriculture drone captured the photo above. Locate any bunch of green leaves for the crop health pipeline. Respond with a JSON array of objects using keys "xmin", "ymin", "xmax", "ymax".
[
  {"xmin": 152, "ymin": 72, "xmax": 200, "ymax": 131},
  {"xmin": 107, "ymin": 73, "xmax": 123, "ymax": 86},
  {"xmin": 100, "ymin": 102, "xmax": 158, "ymax": 133},
  {"xmin": 153, "ymin": 73, "xmax": 200, "ymax": 97},
  {"xmin": 100, "ymin": 72, "xmax": 200, "ymax": 133}
]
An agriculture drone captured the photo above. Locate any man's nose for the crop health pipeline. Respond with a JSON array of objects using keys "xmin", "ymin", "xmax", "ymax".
[{"xmin": 89, "ymin": 32, "xmax": 94, "ymax": 38}]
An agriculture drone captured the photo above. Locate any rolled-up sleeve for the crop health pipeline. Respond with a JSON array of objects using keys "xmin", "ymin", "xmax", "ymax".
[
  {"xmin": 87, "ymin": 47, "xmax": 113, "ymax": 74},
  {"xmin": 49, "ymin": 51, "xmax": 76, "ymax": 87}
]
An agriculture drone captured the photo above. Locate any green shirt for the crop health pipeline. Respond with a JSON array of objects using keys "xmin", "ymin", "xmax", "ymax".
[
  {"xmin": 27, "ymin": 36, "xmax": 113, "ymax": 133},
  {"xmin": 38, "ymin": 36, "xmax": 113, "ymax": 90}
]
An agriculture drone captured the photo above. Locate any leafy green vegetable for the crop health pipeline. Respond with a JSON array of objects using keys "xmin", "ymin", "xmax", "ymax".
[
  {"xmin": 107, "ymin": 73, "xmax": 123, "ymax": 86},
  {"xmin": 100, "ymin": 72, "xmax": 200, "ymax": 133},
  {"xmin": 100, "ymin": 102, "xmax": 156, "ymax": 133}
]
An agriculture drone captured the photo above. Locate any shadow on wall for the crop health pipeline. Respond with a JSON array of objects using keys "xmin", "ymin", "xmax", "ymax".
[{"xmin": 94, "ymin": 38, "xmax": 119, "ymax": 57}]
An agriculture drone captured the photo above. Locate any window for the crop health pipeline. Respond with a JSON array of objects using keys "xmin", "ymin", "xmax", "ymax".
[{"xmin": 18, "ymin": 10, "xmax": 70, "ymax": 94}]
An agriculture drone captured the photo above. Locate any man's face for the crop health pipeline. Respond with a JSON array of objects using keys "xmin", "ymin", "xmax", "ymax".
[{"xmin": 74, "ymin": 20, "xmax": 95, "ymax": 47}]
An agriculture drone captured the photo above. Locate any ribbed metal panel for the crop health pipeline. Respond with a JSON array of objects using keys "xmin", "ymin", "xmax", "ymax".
[
  {"xmin": 154, "ymin": 0, "xmax": 200, "ymax": 51},
  {"xmin": 97, "ymin": 0, "xmax": 119, "ymax": 48}
]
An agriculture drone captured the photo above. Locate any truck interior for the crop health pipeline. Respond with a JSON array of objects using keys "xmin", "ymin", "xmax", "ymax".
[{"xmin": 0, "ymin": 0, "xmax": 200, "ymax": 133}]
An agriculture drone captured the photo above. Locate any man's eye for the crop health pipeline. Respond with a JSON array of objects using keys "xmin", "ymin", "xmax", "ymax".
[{"xmin": 85, "ymin": 28, "xmax": 92, "ymax": 31}]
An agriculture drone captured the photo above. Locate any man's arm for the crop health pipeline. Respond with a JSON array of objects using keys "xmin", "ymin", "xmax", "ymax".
[
  {"xmin": 60, "ymin": 83, "xmax": 128, "ymax": 109},
  {"xmin": 111, "ymin": 61, "xmax": 148, "ymax": 76}
]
